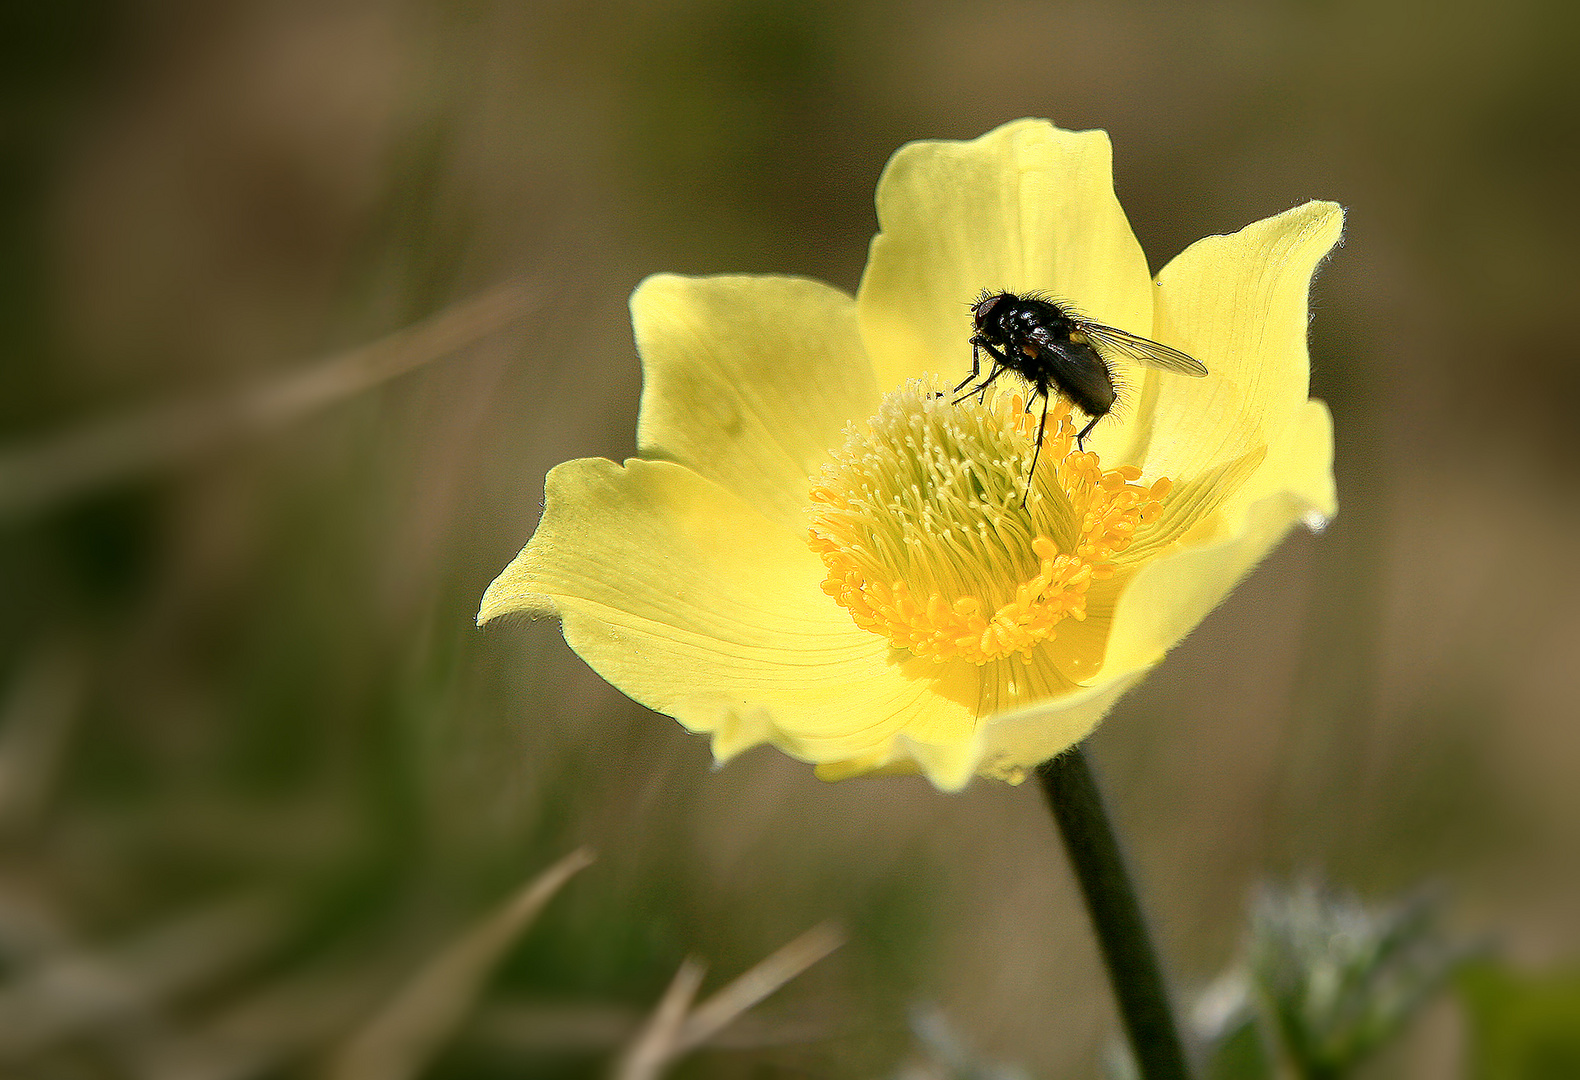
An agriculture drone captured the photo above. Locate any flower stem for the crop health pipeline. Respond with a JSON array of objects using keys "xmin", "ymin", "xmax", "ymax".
[{"xmin": 1036, "ymin": 745, "xmax": 1191, "ymax": 1080}]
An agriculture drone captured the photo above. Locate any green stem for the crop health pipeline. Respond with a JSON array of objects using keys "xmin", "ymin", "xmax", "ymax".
[{"xmin": 1036, "ymin": 745, "xmax": 1192, "ymax": 1080}]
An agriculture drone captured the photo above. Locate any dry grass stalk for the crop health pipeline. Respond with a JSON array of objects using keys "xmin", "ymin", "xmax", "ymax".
[
  {"xmin": 611, "ymin": 957, "xmax": 707, "ymax": 1080},
  {"xmin": 0, "ymin": 897, "xmax": 285, "ymax": 1060},
  {"xmin": 326, "ymin": 846, "xmax": 595, "ymax": 1080},
  {"xmin": 612, "ymin": 921, "xmax": 845, "ymax": 1080},
  {"xmin": 0, "ymin": 280, "xmax": 539, "ymax": 521},
  {"xmin": 676, "ymin": 921, "xmax": 845, "ymax": 1052}
]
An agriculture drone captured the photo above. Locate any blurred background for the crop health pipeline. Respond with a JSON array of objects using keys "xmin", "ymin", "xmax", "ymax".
[{"xmin": 2, "ymin": 1, "xmax": 1578, "ymax": 1076}]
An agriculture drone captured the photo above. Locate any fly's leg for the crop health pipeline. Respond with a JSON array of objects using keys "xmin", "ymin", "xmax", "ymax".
[
  {"xmin": 1021, "ymin": 387, "xmax": 1050, "ymax": 508},
  {"xmin": 952, "ymin": 340, "xmax": 985, "ymax": 394},
  {"xmin": 954, "ymin": 337, "xmax": 1014, "ymax": 398},
  {"xmin": 951, "ymin": 361, "xmax": 1009, "ymax": 405},
  {"xmin": 1075, "ymin": 412, "xmax": 1102, "ymax": 451}
]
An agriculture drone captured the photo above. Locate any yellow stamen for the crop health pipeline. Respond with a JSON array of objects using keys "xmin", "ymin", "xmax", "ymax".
[{"xmin": 808, "ymin": 379, "xmax": 1170, "ymax": 668}]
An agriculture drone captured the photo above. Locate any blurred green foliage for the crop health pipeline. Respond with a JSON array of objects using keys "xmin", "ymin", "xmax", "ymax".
[
  {"xmin": 1186, "ymin": 883, "xmax": 1471, "ymax": 1080},
  {"xmin": 1462, "ymin": 964, "xmax": 1580, "ymax": 1080}
]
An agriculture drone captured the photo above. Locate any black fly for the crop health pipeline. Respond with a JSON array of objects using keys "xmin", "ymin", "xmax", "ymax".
[{"xmin": 955, "ymin": 291, "xmax": 1208, "ymax": 502}]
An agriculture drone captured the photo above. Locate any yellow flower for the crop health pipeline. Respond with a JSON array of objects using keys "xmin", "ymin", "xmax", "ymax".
[{"xmin": 479, "ymin": 120, "xmax": 1342, "ymax": 791}]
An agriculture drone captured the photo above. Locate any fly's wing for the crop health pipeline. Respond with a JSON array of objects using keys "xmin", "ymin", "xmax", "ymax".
[{"xmin": 1077, "ymin": 321, "xmax": 1208, "ymax": 377}]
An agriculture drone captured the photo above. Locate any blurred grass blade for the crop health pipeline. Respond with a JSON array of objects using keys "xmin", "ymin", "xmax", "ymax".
[
  {"xmin": 327, "ymin": 846, "xmax": 595, "ymax": 1080},
  {"xmin": 128, "ymin": 969, "xmax": 408, "ymax": 1080},
  {"xmin": 0, "ymin": 638, "xmax": 87, "ymax": 835},
  {"xmin": 464, "ymin": 999, "xmax": 831, "ymax": 1055},
  {"xmin": 676, "ymin": 922, "xmax": 844, "ymax": 1053},
  {"xmin": 613, "ymin": 957, "xmax": 707, "ymax": 1080},
  {"xmin": 0, "ymin": 280, "xmax": 538, "ymax": 522},
  {"xmin": 613, "ymin": 922, "xmax": 844, "ymax": 1080},
  {"xmin": 0, "ymin": 897, "xmax": 285, "ymax": 1059}
]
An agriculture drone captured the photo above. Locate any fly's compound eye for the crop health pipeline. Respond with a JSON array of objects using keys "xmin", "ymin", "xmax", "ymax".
[{"xmin": 972, "ymin": 293, "xmax": 1006, "ymax": 325}]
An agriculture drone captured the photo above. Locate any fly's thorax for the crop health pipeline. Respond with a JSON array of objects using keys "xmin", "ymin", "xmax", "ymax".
[{"xmin": 1008, "ymin": 301, "xmax": 1075, "ymax": 342}]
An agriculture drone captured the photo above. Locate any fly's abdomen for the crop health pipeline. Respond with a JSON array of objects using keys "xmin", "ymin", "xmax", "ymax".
[{"xmin": 1050, "ymin": 341, "xmax": 1116, "ymax": 417}]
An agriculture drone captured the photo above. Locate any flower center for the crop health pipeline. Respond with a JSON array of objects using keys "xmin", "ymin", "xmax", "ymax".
[{"xmin": 808, "ymin": 379, "xmax": 1170, "ymax": 667}]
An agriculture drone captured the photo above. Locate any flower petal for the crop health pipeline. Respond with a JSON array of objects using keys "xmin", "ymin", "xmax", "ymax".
[
  {"xmin": 857, "ymin": 119, "xmax": 1154, "ymax": 393},
  {"xmin": 813, "ymin": 672, "xmax": 1142, "ymax": 789},
  {"xmin": 1126, "ymin": 201, "xmax": 1344, "ymax": 485},
  {"xmin": 478, "ymin": 457, "xmax": 978, "ymax": 764},
  {"xmin": 632, "ymin": 274, "xmax": 881, "ymax": 534},
  {"xmin": 1093, "ymin": 477, "xmax": 1331, "ymax": 686},
  {"xmin": 804, "ymin": 645, "xmax": 1140, "ymax": 789},
  {"xmin": 974, "ymin": 672, "xmax": 1147, "ymax": 783},
  {"xmin": 1229, "ymin": 397, "xmax": 1337, "ymax": 530},
  {"xmin": 1118, "ymin": 445, "xmax": 1268, "ymax": 566}
]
